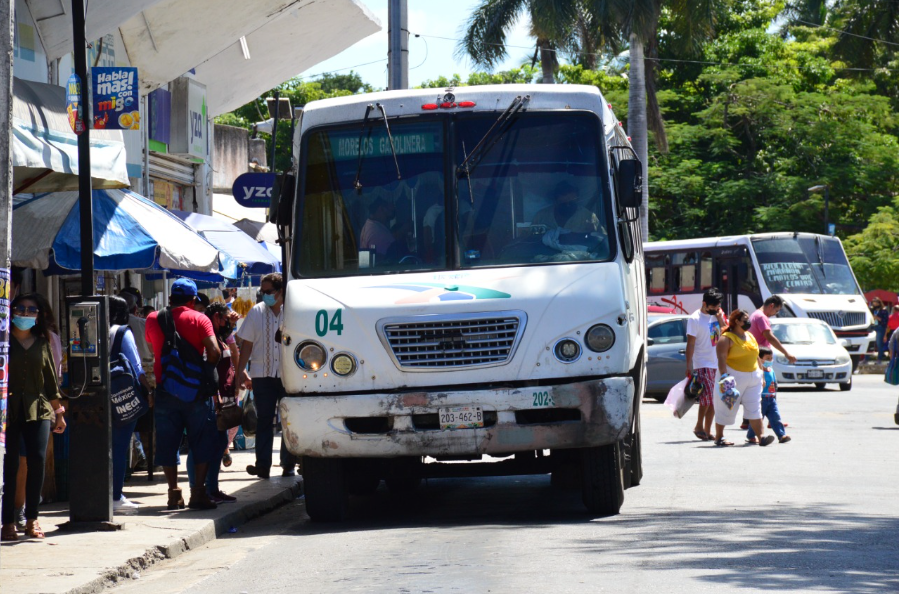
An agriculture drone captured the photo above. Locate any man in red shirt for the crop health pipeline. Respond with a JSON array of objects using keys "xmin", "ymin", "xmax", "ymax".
[{"xmin": 145, "ymin": 278, "xmax": 221, "ymax": 511}]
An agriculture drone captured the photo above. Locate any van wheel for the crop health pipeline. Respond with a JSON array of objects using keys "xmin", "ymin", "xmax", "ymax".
[
  {"xmin": 627, "ymin": 416, "xmax": 642, "ymax": 488},
  {"xmin": 814, "ymin": 383, "xmax": 827, "ymax": 391},
  {"xmin": 839, "ymin": 377, "xmax": 853, "ymax": 392},
  {"xmin": 581, "ymin": 442, "xmax": 624, "ymax": 517},
  {"xmin": 385, "ymin": 457, "xmax": 423, "ymax": 494},
  {"xmin": 302, "ymin": 457, "xmax": 348, "ymax": 522}
]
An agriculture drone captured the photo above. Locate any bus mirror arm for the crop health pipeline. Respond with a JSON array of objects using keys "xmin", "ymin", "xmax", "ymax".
[{"xmin": 608, "ymin": 145, "xmax": 643, "ymax": 210}]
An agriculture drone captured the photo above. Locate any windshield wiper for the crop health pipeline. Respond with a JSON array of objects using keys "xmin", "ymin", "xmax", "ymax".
[
  {"xmin": 353, "ymin": 103, "xmax": 403, "ymax": 194},
  {"xmin": 815, "ymin": 236, "xmax": 826, "ymax": 277},
  {"xmin": 456, "ymin": 95, "xmax": 529, "ymax": 182}
]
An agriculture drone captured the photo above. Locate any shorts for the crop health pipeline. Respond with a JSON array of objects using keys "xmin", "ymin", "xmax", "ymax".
[
  {"xmin": 713, "ymin": 367, "xmax": 763, "ymax": 426},
  {"xmin": 154, "ymin": 390, "xmax": 217, "ymax": 467},
  {"xmin": 694, "ymin": 368, "xmax": 716, "ymax": 407}
]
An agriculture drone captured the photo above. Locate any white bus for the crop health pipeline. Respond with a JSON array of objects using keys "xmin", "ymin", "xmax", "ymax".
[
  {"xmin": 644, "ymin": 233, "xmax": 874, "ymax": 367},
  {"xmin": 271, "ymin": 85, "xmax": 647, "ymax": 521}
]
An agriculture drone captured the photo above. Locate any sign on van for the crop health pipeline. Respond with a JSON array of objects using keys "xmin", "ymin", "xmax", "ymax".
[{"xmin": 232, "ymin": 172, "xmax": 276, "ymax": 208}]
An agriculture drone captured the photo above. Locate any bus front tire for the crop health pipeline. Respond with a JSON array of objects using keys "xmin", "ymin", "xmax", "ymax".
[
  {"xmin": 581, "ymin": 442, "xmax": 625, "ymax": 517},
  {"xmin": 302, "ymin": 456, "xmax": 348, "ymax": 522}
]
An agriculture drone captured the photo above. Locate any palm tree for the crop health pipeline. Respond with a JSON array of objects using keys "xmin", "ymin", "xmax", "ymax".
[
  {"xmin": 458, "ymin": 0, "xmax": 585, "ymax": 84},
  {"xmin": 830, "ymin": 0, "xmax": 899, "ymax": 69}
]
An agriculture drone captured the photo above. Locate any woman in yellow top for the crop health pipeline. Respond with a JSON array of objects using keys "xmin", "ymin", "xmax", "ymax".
[{"xmin": 713, "ymin": 309, "xmax": 775, "ymax": 447}]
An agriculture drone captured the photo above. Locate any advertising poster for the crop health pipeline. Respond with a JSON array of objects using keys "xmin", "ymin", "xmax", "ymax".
[
  {"xmin": 66, "ymin": 73, "xmax": 84, "ymax": 135},
  {"xmin": 0, "ymin": 267, "xmax": 10, "ymax": 447},
  {"xmin": 91, "ymin": 66, "xmax": 140, "ymax": 130}
]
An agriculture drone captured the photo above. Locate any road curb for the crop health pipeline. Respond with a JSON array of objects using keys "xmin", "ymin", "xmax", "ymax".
[{"xmin": 64, "ymin": 480, "xmax": 303, "ymax": 594}]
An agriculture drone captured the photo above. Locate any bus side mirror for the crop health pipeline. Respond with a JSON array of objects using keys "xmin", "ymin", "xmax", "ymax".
[
  {"xmin": 615, "ymin": 159, "xmax": 642, "ymax": 209},
  {"xmin": 608, "ymin": 145, "xmax": 643, "ymax": 210},
  {"xmin": 270, "ymin": 174, "xmax": 296, "ymax": 225}
]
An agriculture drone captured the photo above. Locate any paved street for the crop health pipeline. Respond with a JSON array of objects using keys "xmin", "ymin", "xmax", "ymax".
[{"xmin": 112, "ymin": 375, "xmax": 899, "ymax": 594}]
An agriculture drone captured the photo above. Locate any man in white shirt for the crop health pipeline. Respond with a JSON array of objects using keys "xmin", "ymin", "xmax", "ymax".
[
  {"xmin": 235, "ymin": 273, "xmax": 298, "ymax": 479},
  {"xmin": 685, "ymin": 288, "xmax": 728, "ymax": 441}
]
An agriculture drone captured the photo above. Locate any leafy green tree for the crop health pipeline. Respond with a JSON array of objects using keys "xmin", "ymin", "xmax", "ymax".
[{"xmin": 845, "ymin": 202, "xmax": 899, "ymax": 292}]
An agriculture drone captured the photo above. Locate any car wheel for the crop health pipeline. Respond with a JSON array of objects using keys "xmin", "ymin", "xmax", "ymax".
[
  {"xmin": 814, "ymin": 382, "xmax": 827, "ymax": 391},
  {"xmin": 839, "ymin": 376, "xmax": 852, "ymax": 392}
]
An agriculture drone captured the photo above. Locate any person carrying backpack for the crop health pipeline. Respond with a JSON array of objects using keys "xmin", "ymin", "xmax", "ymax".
[
  {"xmin": 108, "ymin": 296, "xmax": 152, "ymax": 514},
  {"xmin": 145, "ymin": 279, "xmax": 221, "ymax": 510}
]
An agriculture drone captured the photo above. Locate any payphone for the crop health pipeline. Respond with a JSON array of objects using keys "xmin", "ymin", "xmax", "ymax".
[{"xmin": 63, "ymin": 296, "xmax": 114, "ymax": 526}]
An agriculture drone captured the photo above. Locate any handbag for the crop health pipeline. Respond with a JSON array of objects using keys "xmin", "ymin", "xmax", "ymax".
[
  {"xmin": 109, "ymin": 325, "xmax": 150, "ymax": 427},
  {"xmin": 664, "ymin": 377, "xmax": 695, "ymax": 419},
  {"xmin": 885, "ymin": 355, "xmax": 899, "ymax": 386},
  {"xmin": 216, "ymin": 396, "xmax": 244, "ymax": 431},
  {"xmin": 241, "ymin": 390, "xmax": 258, "ymax": 436}
]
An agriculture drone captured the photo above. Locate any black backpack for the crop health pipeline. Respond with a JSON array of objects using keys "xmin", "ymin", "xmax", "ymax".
[
  {"xmin": 157, "ymin": 308, "xmax": 218, "ymax": 403},
  {"xmin": 109, "ymin": 325, "xmax": 149, "ymax": 426}
]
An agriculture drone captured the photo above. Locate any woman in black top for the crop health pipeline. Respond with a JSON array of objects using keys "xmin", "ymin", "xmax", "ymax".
[{"xmin": 1, "ymin": 294, "xmax": 66, "ymax": 541}]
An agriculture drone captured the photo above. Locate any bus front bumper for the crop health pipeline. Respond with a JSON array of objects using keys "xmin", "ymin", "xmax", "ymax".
[{"xmin": 279, "ymin": 376, "xmax": 635, "ymax": 459}]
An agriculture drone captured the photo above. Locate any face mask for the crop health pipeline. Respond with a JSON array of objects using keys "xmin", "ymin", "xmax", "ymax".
[
  {"xmin": 556, "ymin": 201, "xmax": 578, "ymax": 220},
  {"xmin": 762, "ymin": 361, "xmax": 773, "ymax": 369},
  {"xmin": 706, "ymin": 307, "xmax": 719, "ymax": 316},
  {"xmin": 741, "ymin": 321, "xmax": 752, "ymax": 331},
  {"xmin": 218, "ymin": 322, "xmax": 233, "ymax": 340},
  {"xmin": 12, "ymin": 316, "xmax": 36, "ymax": 331},
  {"xmin": 262, "ymin": 293, "xmax": 277, "ymax": 308}
]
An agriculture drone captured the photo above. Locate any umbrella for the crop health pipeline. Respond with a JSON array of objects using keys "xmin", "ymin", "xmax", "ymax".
[
  {"xmin": 170, "ymin": 211, "xmax": 281, "ymax": 278},
  {"xmin": 12, "ymin": 189, "xmax": 223, "ymax": 274},
  {"xmin": 233, "ymin": 218, "xmax": 279, "ymax": 244}
]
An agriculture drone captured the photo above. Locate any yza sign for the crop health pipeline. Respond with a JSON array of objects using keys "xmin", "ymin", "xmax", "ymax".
[
  {"xmin": 233, "ymin": 172, "xmax": 276, "ymax": 208},
  {"xmin": 187, "ymin": 80, "xmax": 207, "ymax": 158}
]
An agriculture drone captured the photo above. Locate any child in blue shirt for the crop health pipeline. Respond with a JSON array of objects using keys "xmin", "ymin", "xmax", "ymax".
[{"xmin": 747, "ymin": 347, "xmax": 791, "ymax": 444}]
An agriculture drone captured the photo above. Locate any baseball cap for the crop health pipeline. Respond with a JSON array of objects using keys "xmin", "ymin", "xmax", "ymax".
[{"xmin": 171, "ymin": 278, "xmax": 198, "ymax": 297}]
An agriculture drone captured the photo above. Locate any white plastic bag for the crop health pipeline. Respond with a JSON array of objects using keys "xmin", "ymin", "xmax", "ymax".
[{"xmin": 664, "ymin": 377, "xmax": 695, "ymax": 419}]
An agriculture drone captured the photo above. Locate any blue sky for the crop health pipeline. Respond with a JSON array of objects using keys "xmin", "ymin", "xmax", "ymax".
[{"xmin": 298, "ymin": 1, "xmax": 539, "ymax": 88}]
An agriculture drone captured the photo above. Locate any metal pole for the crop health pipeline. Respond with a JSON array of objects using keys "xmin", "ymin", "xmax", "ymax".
[
  {"xmin": 824, "ymin": 186, "xmax": 830, "ymax": 235},
  {"xmin": 269, "ymin": 90, "xmax": 279, "ymax": 171},
  {"xmin": 387, "ymin": 0, "xmax": 408, "ymax": 90},
  {"xmin": 0, "ymin": 0, "xmax": 15, "ymax": 487},
  {"xmin": 72, "ymin": 0, "xmax": 93, "ymax": 296}
]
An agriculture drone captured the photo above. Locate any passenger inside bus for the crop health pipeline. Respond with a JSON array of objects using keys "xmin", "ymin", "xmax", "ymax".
[{"xmin": 532, "ymin": 181, "xmax": 600, "ymax": 233}]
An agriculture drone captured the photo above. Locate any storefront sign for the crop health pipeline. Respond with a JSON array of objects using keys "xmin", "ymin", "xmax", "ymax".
[
  {"xmin": 92, "ymin": 66, "xmax": 140, "ymax": 130},
  {"xmin": 148, "ymin": 88, "xmax": 172, "ymax": 145},
  {"xmin": 0, "ymin": 267, "xmax": 10, "ymax": 447},
  {"xmin": 153, "ymin": 179, "xmax": 182, "ymax": 211},
  {"xmin": 187, "ymin": 81, "xmax": 207, "ymax": 159},
  {"xmin": 232, "ymin": 172, "xmax": 275, "ymax": 208},
  {"xmin": 65, "ymin": 73, "xmax": 84, "ymax": 135}
]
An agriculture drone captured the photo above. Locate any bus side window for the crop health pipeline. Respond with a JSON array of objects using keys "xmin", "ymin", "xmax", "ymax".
[
  {"xmin": 700, "ymin": 252, "xmax": 714, "ymax": 289},
  {"xmin": 739, "ymin": 256, "xmax": 760, "ymax": 295},
  {"xmin": 646, "ymin": 254, "xmax": 669, "ymax": 294},
  {"xmin": 672, "ymin": 252, "xmax": 697, "ymax": 292}
]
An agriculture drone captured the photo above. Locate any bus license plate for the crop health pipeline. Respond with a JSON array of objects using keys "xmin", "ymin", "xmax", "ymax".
[
  {"xmin": 806, "ymin": 369, "xmax": 824, "ymax": 379},
  {"xmin": 439, "ymin": 406, "xmax": 484, "ymax": 430}
]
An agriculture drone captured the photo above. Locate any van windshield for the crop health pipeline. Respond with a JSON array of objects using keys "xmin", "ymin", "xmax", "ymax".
[
  {"xmin": 751, "ymin": 236, "xmax": 861, "ymax": 295},
  {"xmin": 295, "ymin": 112, "xmax": 612, "ymax": 278}
]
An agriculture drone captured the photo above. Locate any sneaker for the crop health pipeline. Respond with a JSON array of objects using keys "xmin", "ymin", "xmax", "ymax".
[
  {"xmin": 779, "ymin": 435, "xmax": 792, "ymax": 443},
  {"xmin": 759, "ymin": 435, "xmax": 776, "ymax": 446},
  {"xmin": 246, "ymin": 465, "xmax": 270, "ymax": 479},
  {"xmin": 211, "ymin": 490, "xmax": 237, "ymax": 503},
  {"xmin": 15, "ymin": 507, "xmax": 26, "ymax": 532},
  {"xmin": 113, "ymin": 496, "xmax": 140, "ymax": 515}
]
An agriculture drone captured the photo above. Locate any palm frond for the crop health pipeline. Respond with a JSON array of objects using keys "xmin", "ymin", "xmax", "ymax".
[{"xmin": 455, "ymin": 0, "xmax": 529, "ymax": 68}]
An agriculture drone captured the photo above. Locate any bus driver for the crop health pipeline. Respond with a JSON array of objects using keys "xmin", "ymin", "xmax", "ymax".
[{"xmin": 532, "ymin": 181, "xmax": 599, "ymax": 234}]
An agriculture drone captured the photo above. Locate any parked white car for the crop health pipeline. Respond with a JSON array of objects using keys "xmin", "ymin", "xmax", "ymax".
[{"xmin": 770, "ymin": 318, "xmax": 853, "ymax": 391}]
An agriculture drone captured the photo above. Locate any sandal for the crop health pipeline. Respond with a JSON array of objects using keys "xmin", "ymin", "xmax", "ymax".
[
  {"xmin": 24, "ymin": 520, "xmax": 44, "ymax": 539},
  {"xmin": 715, "ymin": 438, "xmax": 734, "ymax": 447},
  {"xmin": 693, "ymin": 430, "xmax": 709, "ymax": 441},
  {"xmin": 222, "ymin": 452, "xmax": 232, "ymax": 468},
  {"xmin": 1, "ymin": 524, "xmax": 17, "ymax": 542},
  {"xmin": 745, "ymin": 437, "xmax": 759, "ymax": 445}
]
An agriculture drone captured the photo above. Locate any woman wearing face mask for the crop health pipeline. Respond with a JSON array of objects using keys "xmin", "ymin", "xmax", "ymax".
[
  {"xmin": 1, "ymin": 294, "xmax": 66, "ymax": 541},
  {"xmin": 712, "ymin": 309, "xmax": 775, "ymax": 447}
]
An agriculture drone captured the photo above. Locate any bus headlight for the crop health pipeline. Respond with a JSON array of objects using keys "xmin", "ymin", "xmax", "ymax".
[
  {"xmin": 331, "ymin": 353, "xmax": 358, "ymax": 377},
  {"xmin": 295, "ymin": 341, "xmax": 327, "ymax": 372},
  {"xmin": 554, "ymin": 339, "xmax": 582, "ymax": 363},
  {"xmin": 586, "ymin": 324, "xmax": 615, "ymax": 352}
]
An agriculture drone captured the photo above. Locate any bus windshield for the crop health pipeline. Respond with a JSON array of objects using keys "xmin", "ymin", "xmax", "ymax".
[
  {"xmin": 751, "ymin": 236, "xmax": 860, "ymax": 295},
  {"xmin": 295, "ymin": 112, "xmax": 612, "ymax": 278}
]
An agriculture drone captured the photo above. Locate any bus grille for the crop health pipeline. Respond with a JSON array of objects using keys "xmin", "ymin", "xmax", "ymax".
[
  {"xmin": 379, "ymin": 312, "xmax": 526, "ymax": 370},
  {"xmin": 806, "ymin": 311, "xmax": 866, "ymax": 328}
]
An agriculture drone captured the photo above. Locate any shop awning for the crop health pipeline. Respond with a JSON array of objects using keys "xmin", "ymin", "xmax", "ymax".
[
  {"xmin": 192, "ymin": 0, "xmax": 381, "ymax": 116},
  {"xmin": 12, "ymin": 77, "xmax": 130, "ymax": 194}
]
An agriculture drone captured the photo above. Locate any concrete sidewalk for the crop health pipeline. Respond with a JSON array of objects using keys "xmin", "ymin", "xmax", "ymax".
[{"xmin": 0, "ymin": 442, "xmax": 302, "ymax": 594}]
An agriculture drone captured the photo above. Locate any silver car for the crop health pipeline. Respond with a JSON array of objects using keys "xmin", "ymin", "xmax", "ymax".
[{"xmin": 646, "ymin": 314, "xmax": 690, "ymax": 401}]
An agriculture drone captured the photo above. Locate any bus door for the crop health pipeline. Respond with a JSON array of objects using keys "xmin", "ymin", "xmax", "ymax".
[{"xmin": 716, "ymin": 254, "xmax": 742, "ymax": 314}]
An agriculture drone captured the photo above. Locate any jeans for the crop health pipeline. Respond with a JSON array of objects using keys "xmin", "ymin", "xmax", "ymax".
[
  {"xmin": 252, "ymin": 377, "xmax": 298, "ymax": 474},
  {"xmin": 154, "ymin": 392, "xmax": 217, "ymax": 467},
  {"xmin": 746, "ymin": 397, "xmax": 786, "ymax": 439},
  {"xmin": 2, "ymin": 420, "xmax": 51, "ymax": 524},
  {"xmin": 876, "ymin": 326, "xmax": 887, "ymax": 360},
  {"xmin": 112, "ymin": 419, "xmax": 139, "ymax": 500},
  {"xmin": 187, "ymin": 422, "xmax": 229, "ymax": 494}
]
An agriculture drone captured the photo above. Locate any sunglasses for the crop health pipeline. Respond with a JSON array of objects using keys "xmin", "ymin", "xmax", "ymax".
[{"xmin": 13, "ymin": 306, "xmax": 39, "ymax": 316}]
